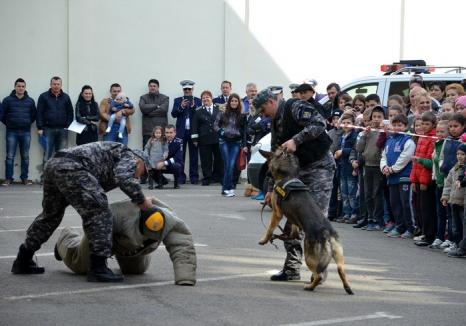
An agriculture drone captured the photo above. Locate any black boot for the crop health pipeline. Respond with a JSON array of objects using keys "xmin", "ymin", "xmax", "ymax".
[
  {"xmin": 54, "ymin": 244, "xmax": 62, "ymax": 261},
  {"xmin": 173, "ymin": 179, "xmax": 179, "ymax": 189},
  {"xmin": 148, "ymin": 175, "xmax": 154, "ymax": 190},
  {"xmin": 270, "ymin": 269, "xmax": 300, "ymax": 281},
  {"xmin": 11, "ymin": 244, "xmax": 45, "ymax": 274},
  {"xmin": 87, "ymin": 254, "xmax": 124, "ymax": 283}
]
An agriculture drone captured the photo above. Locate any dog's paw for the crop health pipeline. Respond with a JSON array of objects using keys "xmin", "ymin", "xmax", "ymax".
[
  {"xmin": 258, "ymin": 237, "xmax": 269, "ymax": 245},
  {"xmin": 303, "ymin": 284, "xmax": 315, "ymax": 291}
]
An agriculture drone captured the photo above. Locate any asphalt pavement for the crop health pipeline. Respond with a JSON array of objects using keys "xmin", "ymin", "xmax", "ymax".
[{"xmin": 0, "ymin": 184, "xmax": 465, "ymax": 326}]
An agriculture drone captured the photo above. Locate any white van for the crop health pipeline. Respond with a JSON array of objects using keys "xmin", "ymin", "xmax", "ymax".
[{"xmin": 247, "ymin": 62, "xmax": 466, "ymax": 192}]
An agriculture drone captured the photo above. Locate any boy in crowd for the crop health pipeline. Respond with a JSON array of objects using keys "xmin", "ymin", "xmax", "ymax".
[
  {"xmin": 356, "ymin": 106, "xmax": 385, "ymax": 230},
  {"xmin": 441, "ymin": 144, "xmax": 466, "ymax": 254},
  {"xmin": 334, "ymin": 113, "xmax": 359, "ymax": 222},
  {"xmin": 430, "ymin": 120, "xmax": 450, "ymax": 248},
  {"xmin": 411, "ymin": 112, "xmax": 437, "ymax": 246},
  {"xmin": 380, "ymin": 114, "xmax": 416, "ymax": 238},
  {"xmin": 450, "ymin": 148, "xmax": 466, "ymax": 258},
  {"xmin": 327, "ymin": 109, "xmax": 343, "ymax": 220}
]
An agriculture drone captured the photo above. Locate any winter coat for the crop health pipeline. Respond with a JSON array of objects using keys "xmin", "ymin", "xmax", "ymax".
[
  {"xmin": 440, "ymin": 136, "xmax": 462, "ymax": 176},
  {"xmin": 144, "ymin": 138, "xmax": 168, "ymax": 168},
  {"xmin": 139, "ymin": 92, "xmax": 169, "ymax": 136},
  {"xmin": 432, "ymin": 139, "xmax": 445, "ymax": 187},
  {"xmin": 380, "ymin": 133, "xmax": 415, "ymax": 185},
  {"xmin": 75, "ymin": 97, "xmax": 99, "ymax": 145},
  {"xmin": 410, "ymin": 128, "xmax": 436, "ymax": 185},
  {"xmin": 1, "ymin": 90, "xmax": 36, "ymax": 130},
  {"xmin": 338, "ymin": 129, "xmax": 358, "ymax": 177},
  {"xmin": 356, "ymin": 130, "xmax": 382, "ymax": 167},
  {"xmin": 442, "ymin": 164, "xmax": 465, "ymax": 206},
  {"xmin": 36, "ymin": 89, "xmax": 73, "ymax": 129},
  {"xmin": 98, "ymin": 97, "xmax": 134, "ymax": 135}
]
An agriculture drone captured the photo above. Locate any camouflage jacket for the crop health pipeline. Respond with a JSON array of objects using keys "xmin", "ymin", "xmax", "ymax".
[{"xmin": 53, "ymin": 141, "xmax": 145, "ymax": 204}]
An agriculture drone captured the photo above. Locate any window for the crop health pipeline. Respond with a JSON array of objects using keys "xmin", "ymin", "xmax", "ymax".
[
  {"xmin": 388, "ymin": 81, "xmax": 409, "ymax": 97},
  {"xmin": 343, "ymin": 82, "xmax": 378, "ymax": 98}
]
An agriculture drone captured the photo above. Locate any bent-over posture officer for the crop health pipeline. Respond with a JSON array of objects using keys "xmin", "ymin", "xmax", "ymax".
[
  {"xmin": 11, "ymin": 141, "xmax": 154, "ymax": 282},
  {"xmin": 253, "ymin": 90, "xmax": 335, "ymax": 281},
  {"xmin": 55, "ymin": 197, "xmax": 197, "ymax": 285}
]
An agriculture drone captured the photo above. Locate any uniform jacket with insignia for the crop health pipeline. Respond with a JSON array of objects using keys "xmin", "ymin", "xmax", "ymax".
[
  {"xmin": 191, "ymin": 104, "xmax": 221, "ymax": 145},
  {"xmin": 171, "ymin": 96, "xmax": 202, "ymax": 139},
  {"xmin": 165, "ymin": 137, "xmax": 184, "ymax": 168}
]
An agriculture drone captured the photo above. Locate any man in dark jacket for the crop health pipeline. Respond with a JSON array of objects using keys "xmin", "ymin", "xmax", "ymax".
[
  {"xmin": 171, "ymin": 80, "xmax": 202, "ymax": 185},
  {"xmin": 1, "ymin": 78, "xmax": 37, "ymax": 186},
  {"xmin": 11, "ymin": 142, "xmax": 155, "ymax": 283},
  {"xmin": 253, "ymin": 89, "xmax": 335, "ymax": 282},
  {"xmin": 36, "ymin": 76, "xmax": 73, "ymax": 161},
  {"xmin": 191, "ymin": 90, "xmax": 223, "ymax": 186},
  {"xmin": 139, "ymin": 79, "xmax": 169, "ymax": 146},
  {"xmin": 154, "ymin": 125, "xmax": 184, "ymax": 189}
]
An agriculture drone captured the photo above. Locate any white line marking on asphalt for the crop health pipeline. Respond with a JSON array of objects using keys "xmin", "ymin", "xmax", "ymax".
[
  {"xmin": 0, "ymin": 226, "xmax": 82, "ymax": 233},
  {"xmin": 4, "ymin": 271, "xmax": 266, "ymax": 301},
  {"xmin": 0, "ymin": 213, "xmax": 79, "ymax": 219},
  {"xmin": 0, "ymin": 244, "xmax": 208, "ymax": 260},
  {"xmin": 278, "ymin": 312, "xmax": 402, "ymax": 326},
  {"xmin": 209, "ymin": 213, "xmax": 246, "ymax": 220}
]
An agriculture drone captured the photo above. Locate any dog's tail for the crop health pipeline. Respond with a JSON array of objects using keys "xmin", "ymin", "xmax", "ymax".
[{"xmin": 316, "ymin": 230, "xmax": 333, "ymax": 274}]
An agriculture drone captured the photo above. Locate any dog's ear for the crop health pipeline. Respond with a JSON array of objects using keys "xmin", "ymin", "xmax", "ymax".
[{"xmin": 259, "ymin": 149, "xmax": 273, "ymax": 160}]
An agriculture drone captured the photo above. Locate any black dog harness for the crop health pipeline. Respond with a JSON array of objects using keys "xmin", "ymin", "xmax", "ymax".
[{"xmin": 273, "ymin": 178, "xmax": 309, "ymax": 206}]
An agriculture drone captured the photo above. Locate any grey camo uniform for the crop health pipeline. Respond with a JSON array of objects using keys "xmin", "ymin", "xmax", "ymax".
[
  {"xmin": 24, "ymin": 141, "xmax": 146, "ymax": 257},
  {"xmin": 269, "ymin": 100, "xmax": 335, "ymax": 273}
]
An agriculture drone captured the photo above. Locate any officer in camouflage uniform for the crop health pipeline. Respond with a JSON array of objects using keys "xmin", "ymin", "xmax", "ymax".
[
  {"xmin": 11, "ymin": 141, "xmax": 154, "ymax": 282},
  {"xmin": 55, "ymin": 197, "xmax": 197, "ymax": 285},
  {"xmin": 253, "ymin": 89, "xmax": 335, "ymax": 281}
]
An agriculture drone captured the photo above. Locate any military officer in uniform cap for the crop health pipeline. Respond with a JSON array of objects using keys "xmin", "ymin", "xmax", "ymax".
[
  {"xmin": 171, "ymin": 80, "xmax": 202, "ymax": 184},
  {"xmin": 55, "ymin": 197, "xmax": 197, "ymax": 285},
  {"xmin": 268, "ymin": 86, "xmax": 284, "ymax": 101},
  {"xmin": 289, "ymin": 83, "xmax": 300, "ymax": 99},
  {"xmin": 253, "ymin": 89, "xmax": 335, "ymax": 281},
  {"xmin": 11, "ymin": 141, "xmax": 155, "ymax": 283}
]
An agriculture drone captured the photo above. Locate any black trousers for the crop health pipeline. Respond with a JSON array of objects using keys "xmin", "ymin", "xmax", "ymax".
[
  {"xmin": 198, "ymin": 143, "xmax": 223, "ymax": 182},
  {"xmin": 419, "ymin": 182, "xmax": 437, "ymax": 242}
]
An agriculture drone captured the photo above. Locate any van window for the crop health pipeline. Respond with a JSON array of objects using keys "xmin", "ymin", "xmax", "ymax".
[
  {"xmin": 388, "ymin": 81, "xmax": 409, "ymax": 97},
  {"xmin": 343, "ymin": 82, "xmax": 378, "ymax": 98}
]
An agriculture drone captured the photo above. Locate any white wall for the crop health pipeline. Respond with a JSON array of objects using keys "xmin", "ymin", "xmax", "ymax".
[{"xmin": 1, "ymin": 0, "xmax": 465, "ymax": 181}]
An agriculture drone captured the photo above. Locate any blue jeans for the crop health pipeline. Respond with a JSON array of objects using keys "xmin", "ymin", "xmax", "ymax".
[
  {"xmin": 44, "ymin": 128, "xmax": 68, "ymax": 161},
  {"xmin": 104, "ymin": 123, "xmax": 128, "ymax": 145},
  {"xmin": 5, "ymin": 129, "xmax": 31, "ymax": 180},
  {"xmin": 219, "ymin": 140, "xmax": 240, "ymax": 191},
  {"xmin": 340, "ymin": 174, "xmax": 359, "ymax": 216}
]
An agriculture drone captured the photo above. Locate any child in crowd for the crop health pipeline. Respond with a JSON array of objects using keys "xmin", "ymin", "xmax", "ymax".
[
  {"xmin": 328, "ymin": 110, "xmax": 344, "ymax": 220},
  {"xmin": 339, "ymin": 94, "xmax": 353, "ymax": 110},
  {"xmin": 352, "ymin": 95, "xmax": 366, "ymax": 113},
  {"xmin": 441, "ymin": 100, "xmax": 455, "ymax": 114},
  {"xmin": 440, "ymin": 114, "xmax": 466, "ymax": 178},
  {"xmin": 411, "ymin": 112, "xmax": 437, "ymax": 246},
  {"xmin": 441, "ymin": 144, "xmax": 466, "ymax": 254},
  {"xmin": 106, "ymin": 92, "xmax": 133, "ymax": 138},
  {"xmin": 450, "ymin": 150, "xmax": 466, "ymax": 257},
  {"xmin": 334, "ymin": 113, "xmax": 359, "ymax": 222},
  {"xmin": 381, "ymin": 114, "xmax": 416, "ymax": 238},
  {"xmin": 455, "ymin": 96, "xmax": 466, "ymax": 116},
  {"xmin": 430, "ymin": 120, "xmax": 450, "ymax": 248},
  {"xmin": 388, "ymin": 105, "xmax": 403, "ymax": 122},
  {"xmin": 356, "ymin": 106, "xmax": 385, "ymax": 231},
  {"xmin": 144, "ymin": 126, "xmax": 168, "ymax": 189},
  {"xmin": 388, "ymin": 94, "xmax": 406, "ymax": 112}
]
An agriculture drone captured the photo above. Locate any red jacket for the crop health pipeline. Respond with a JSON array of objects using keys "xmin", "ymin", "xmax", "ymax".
[{"xmin": 410, "ymin": 128, "xmax": 436, "ymax": 185}]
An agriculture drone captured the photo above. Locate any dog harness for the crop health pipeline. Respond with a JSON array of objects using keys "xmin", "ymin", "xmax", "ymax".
[{"xmin": 274, "ymin": 178, "xmax": 309, "ymax": 205}]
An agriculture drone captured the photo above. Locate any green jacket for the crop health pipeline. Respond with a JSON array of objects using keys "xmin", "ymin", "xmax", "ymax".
[{"xmin": 432, "ymin": 139, "xmax": 445, "ymax": 187}]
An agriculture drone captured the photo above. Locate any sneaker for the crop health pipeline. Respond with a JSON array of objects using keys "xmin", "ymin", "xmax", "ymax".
[
  {"xmin": 440, "ymin": 240, "xmax": 453, "ymax": 249},
  {"xmin": 270, "ymin": 269, "xmax": 300, "ymax": 281},
  {"xmin": 253, "ymin": 192, "xmax": 264, "ymax": 200},
  {"xmin": 413, "ymin": 235, "xmax": 426, "ymax": 242},
  {"xmin": 346, "ymin": 214, "xmax": 359, "ymax": 224},
  {"xmin": 221, "ymin": 190, "xmax": 228, "ymax": 196},
  {"xmin": 353, "ymin": 219, "xmax": 368, "ymax": 228},
  {"xmin": 400, "ymin": 230, "xmax": 413, "ymax": 239},
  {"xmin": 443, "ymin": 243, "xmax": 458, "ymax": 253},
  {"xmin": 1, "ymin": 179, "xmax": 12, "ymax": 186},
  {"xmin": 366, "ymin": 223, "xmax": 382, "ymax": 231},
  {"xmin": 105, "ymin": 127, "xmax": 111, "ymax": 133},
  {"xmin": 447, "ymin": 247, "xmax": 466, "ymax": 258},
  {"xmin": 336, "ymin": 215, "xmax": 349, "ymax": 223},
  {"xmin": 414, "ymin": 239, "xmax": 431, "ymax": 246},
  {"xmin": 21, "ymin": 179, "xmax": 33, "ymax": 185},
  {"xmin": 225, "ymin": 190, "xmax": 235, "ymax": 197},
  {"xmin": 428, "ymin": 238, "xmax": 444, "ymax": 249},
  {"xmin": 387, "ymin": 229, "xmax": 402, "ymax": 238},
  {"xmin": 118, "ymin": 132, "xmax": 123, "ymax": 139},
  {"xmin": 383, "ymin": 222, "xmax": 396, "ymax": 233}
]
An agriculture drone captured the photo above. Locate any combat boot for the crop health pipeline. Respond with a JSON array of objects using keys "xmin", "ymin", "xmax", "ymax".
[
  {"xmin": 87, "ymin": 254, "xmax": 124, "ymax": 283},
  {"xmin": 270, "ymin": 269, "xmax": 300, "ymax": 281},
  {"xmin": 11, "ymin": 244, "xmax": 45, "ymax": 274}
]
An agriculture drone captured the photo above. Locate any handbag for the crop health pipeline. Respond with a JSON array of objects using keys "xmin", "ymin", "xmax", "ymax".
[{"xmin": 236, "ymin": 148, "xmax": 247, "ymax": 170}]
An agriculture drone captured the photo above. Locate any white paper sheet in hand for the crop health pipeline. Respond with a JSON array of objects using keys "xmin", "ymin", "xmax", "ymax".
[{"xmin": 68, "ymin": 120, "xmax": 87, "ymax": 134}]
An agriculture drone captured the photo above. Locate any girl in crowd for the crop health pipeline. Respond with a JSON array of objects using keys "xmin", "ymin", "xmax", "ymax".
[
  {"xmin": 214, "ymin": 93, "xmax": 247, "ymax": 197},
  {"xmin": 352, "ymin": 95, "xmax": 366, "ymax": 113},
  {"xmin": 75, "ymin": 85, "xmax": 99, "ymax": 145},
  {"xmin": 144, "ymin": 126, "xmax": 168, "ymax": 189}
]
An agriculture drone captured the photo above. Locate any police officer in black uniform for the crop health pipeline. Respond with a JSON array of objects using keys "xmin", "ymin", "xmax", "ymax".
[
  {"xmin": 253, "ymin": 89, "xmax": 335, "ymax": 281},
  {"xmin": 191, "ymin": 90, "xmax": 223, "ymax": 185}
]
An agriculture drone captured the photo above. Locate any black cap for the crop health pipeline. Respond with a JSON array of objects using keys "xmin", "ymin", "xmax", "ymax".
[
  {"xmin": 331, "ymin": 109, "xmax": 343, "ymax": 118},
  {"xmin": 294, "ymin": 83, "xmax": 315, "ymax": 93}
]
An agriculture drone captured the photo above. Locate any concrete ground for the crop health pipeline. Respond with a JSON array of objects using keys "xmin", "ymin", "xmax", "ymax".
[{"xmin": 0, "ymin": 183, "xmax": 465, "ymax": 326}]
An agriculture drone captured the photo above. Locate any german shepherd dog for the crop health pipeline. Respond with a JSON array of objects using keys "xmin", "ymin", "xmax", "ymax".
[{"xmin": 258, "ymin": 148, "xmax": 353, "ymax": 295}]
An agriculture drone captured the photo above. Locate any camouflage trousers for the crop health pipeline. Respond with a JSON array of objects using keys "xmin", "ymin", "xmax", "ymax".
[
  {"xmin": 24, "ymin": 158, "xmax": 113, "ymax": 257},
  {"xmin": 282, "ymin": 152, "xmax": 335, "ymax": 273}
]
